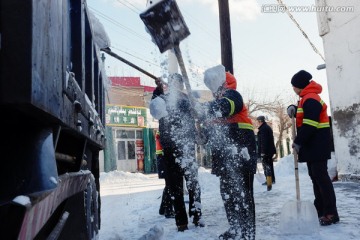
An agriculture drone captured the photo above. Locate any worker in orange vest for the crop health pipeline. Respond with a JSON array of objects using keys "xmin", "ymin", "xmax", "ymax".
[
  {"xmin": 155, "ymin": 130, "xmax": 174, "ymax": 218},
  {"xmin": 198, "ymin": 65, "xmax": 257, "ymax": 240},
  {"xmin": 287, "ymin": 70, "xmax": 339, "ymax": 226}
]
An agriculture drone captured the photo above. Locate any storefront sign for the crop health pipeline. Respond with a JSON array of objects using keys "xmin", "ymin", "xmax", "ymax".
[{"xmin": 106, "ymin": 105, "xmax": 147, "ymax": 127}]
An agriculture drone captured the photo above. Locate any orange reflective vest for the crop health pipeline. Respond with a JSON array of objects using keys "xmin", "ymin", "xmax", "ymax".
[
  {"xmin": 225, "ymin": 105, "xmax": 254, "ymax": 130},
  {"xmin": 155, "ymin": 130, "xmax": 163, "ymax": 155},
  {"xmin": 296, "ymin": 93, "xmax": 330, "ymax": 129}
]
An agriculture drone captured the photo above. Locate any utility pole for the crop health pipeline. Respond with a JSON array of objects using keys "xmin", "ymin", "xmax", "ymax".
[{"xmin": 218, "ymin": 0, "xmax": 233, "ymax": 74}]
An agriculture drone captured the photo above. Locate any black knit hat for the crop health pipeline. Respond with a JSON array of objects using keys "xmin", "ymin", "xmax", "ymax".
[
  {"xmin": 291, "ymin": 70, "xmax": 312, "ymax": 89},
  {"xmin": 256, "ymin": 116, "xmax": 265, "ymax": 122}
]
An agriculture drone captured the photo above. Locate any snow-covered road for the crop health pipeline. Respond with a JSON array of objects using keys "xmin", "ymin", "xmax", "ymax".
[{"xmin": 98, "ymin": 155, "xmax": 360, "ymax": 240}]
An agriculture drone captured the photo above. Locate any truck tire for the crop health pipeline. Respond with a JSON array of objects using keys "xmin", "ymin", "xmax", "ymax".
[{"xmin": 85, "ymin": 176, "xmax": 99, "ymax": 239}]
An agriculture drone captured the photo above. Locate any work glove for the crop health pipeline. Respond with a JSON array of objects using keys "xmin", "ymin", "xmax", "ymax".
[
  {"xmin": 287, "ymin": 104, "xmax": 297, "ymax": 118},
  {"xmin": 292, "ymin": 143, "xmax": 301, "ymax": 154}
]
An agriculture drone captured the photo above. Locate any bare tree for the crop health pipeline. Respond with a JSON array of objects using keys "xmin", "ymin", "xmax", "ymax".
[
  {"xmin": 242, "ymin": 89, "xmax": 294, "ymax": 159},
  {"xmin": 272, "ymin": 103, "xmax": 292, "ymax": 158}
]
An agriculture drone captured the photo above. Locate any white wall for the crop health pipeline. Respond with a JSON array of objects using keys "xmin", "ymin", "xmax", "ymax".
[{"xmin": 316, "ymin": 0, "xmax": 360, "ymax": 179}]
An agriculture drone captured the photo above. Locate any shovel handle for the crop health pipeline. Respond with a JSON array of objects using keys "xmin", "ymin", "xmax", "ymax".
[
  {"xmin": 172, "ymin": 45, "xmax": 207, "ymax": 145},
  {"xmin": 101, "ymin": 48, "xmax": 157, "ymax": 80},
  {"xmin": 173, "ymin": 45, "xmax": 198, "ymax": 114},
  {"xmin": 291, "ymin": 116, "xmax": 301, "ymax": 201}
]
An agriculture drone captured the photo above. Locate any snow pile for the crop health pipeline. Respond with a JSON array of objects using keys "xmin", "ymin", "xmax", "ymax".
[
  {"xmin": 138, "ymin": 225, "xmax": 164, "ymax": 240},
  {"xmin": 100, "ymin": 170, "xmax": 149, "ymax": 184},
  {"xmin": 274, "ymin": 154, "xmax": 308, "ymax": 177},
  {"xmin": 88, "ymin": 11, "xmax": 111, "ymax": 49}
]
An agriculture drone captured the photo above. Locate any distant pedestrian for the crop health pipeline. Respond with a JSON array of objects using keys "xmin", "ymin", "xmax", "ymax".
[
  {"xmin": 155, "ymin": 130, "xmax": 175, "ymax": 218},
  {"xmin": 256, "ymin": 116, "xmax": 277, "ymax": 191},
  {"xmin": 150, "ymin": 74, "xmax": 203, "ymax": 232},
  {"xmin": 198, "ymin": 65, "xmax": 257, "ymax": 240},
  {"xmin": 287, "ymin": 70, "xmax": 339, "ymax": 226}
]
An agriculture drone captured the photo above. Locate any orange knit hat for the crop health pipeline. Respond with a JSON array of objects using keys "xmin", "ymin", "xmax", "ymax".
[{"xmin": 225, "ymin": 72, "xmax": 237, "ymax": 90}]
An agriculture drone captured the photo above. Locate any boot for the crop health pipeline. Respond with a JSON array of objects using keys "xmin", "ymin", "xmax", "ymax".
[
  {"xmin": 164, "ymin": 208, "xmax": 175, "ymax": 218},
  {"xmin": 266, "ymin": 176, "xmax": 272, "ymax": 191},
  {"xmin": 177, "ymin": 224, "xmax": 188, "ymax": 232},
  {"xmin": 319, "ymin": 214, "xmax": 340, "ymax": 226},
  {"xmin": 192, "ymin": 214, "xmax": 205, "ymax": 227}
]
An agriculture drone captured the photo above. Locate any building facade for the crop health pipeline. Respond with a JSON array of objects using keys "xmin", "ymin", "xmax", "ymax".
[
  {"xmin": 315, "ymin": 0, "xmax": 360, "ymax": 180},
  {"xmin": 103, "ymin": 77, "xmax": 157, "ymax": 173}
]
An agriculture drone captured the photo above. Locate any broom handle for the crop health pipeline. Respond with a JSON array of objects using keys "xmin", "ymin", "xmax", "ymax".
[
  {"xmin": 291, "ymin": 116, "xmax": 301, "ymax": 201},
  {"xmin": 173, "ymin": 45, "xmax": 197, "ymax": 111}
]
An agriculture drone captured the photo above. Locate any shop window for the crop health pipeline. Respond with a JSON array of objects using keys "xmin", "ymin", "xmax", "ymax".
[
  {"xmin": 117, "ymin": 141, "xmax": 126, "ymax": 160},
  {"xmin": 127, "ymin": 130, "xmax": 135, "ymax": 139},
  {"xmin": 115, "ymin": 129, "xmax": 143, "ymax": 161},
  {"xmin": 116, "ymin": 129, "xmax": 136, "ymax": 139}
]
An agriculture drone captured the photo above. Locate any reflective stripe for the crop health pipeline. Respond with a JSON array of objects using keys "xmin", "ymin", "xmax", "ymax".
[
  {"xmin": 318, "ymin": 122, "xmax": 330, "ymax": 128},
  {"xmin": 297, "ymin": 108, "xmax": 304, "ymax": 113},
  {"xmin": 303, "ymin": 119, "xmax": 319, "ymax": 127},
  {"xmin": 156, "ymin": 150, "xmax": 163, "ymax": 155},
  {"xmin": 238, "ymin": 122, "xmax": 254, "ymax": 130},
  {"xmin": 303, "ymin": 118, "xmax": 330, "ymax": 128},
  {"xmin": 224, "ymin": 97, "xmax": 235, "ymax": 116}
]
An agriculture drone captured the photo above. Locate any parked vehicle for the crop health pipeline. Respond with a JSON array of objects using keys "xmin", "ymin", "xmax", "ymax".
[{"xmin": 0, "ymin": 0, "xmax": 106, "ymax": 239}]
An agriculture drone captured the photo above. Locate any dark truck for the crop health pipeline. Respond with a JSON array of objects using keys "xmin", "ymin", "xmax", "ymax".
[{"xmin": 0, "ymin": 0, "xmax": 106, "ymax": 239}]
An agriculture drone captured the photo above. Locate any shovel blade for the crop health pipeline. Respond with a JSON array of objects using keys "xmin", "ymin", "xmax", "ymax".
[
  {"xmin": 279, "ymin": 200, "xmax": 319, "ymax": 235},
  {"xmin": 140, "ymin": 0, "xmax": 190, "ymax": 53}
]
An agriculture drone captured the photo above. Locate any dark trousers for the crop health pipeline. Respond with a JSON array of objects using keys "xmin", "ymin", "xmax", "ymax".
[
  {"xmin": 183, "ymin": 161, "xmax": 202, "ymax": 220},
  {"xmin": 157, "ymin": 154, "xmax": 173, "ymax": 212},
  {"xmin": 307, "ymin": 160, "xmax": 338, "ymax": 217},
  {"xmin": 262, "ymin": 155, "xmax": 275, "ymax": 182},
  {"xmin": 163, "ymin": 148, "xmax": 201, "ymax": 227},
  {"xmin": 159, "ymin": 182, "xmax": 173, "ymax": 212},
  {"xmin": 270, "ymin": 159, "xmax": 275, "ymax": 182},
  {"xmin": 220, "ymin": 168, "xmax": 255, "ymax": 240}
]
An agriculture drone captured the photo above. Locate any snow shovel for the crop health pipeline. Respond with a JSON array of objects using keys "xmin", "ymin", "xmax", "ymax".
[
  {"xmin": 278, "ymin": 116, "xmax": 319, "ymax": 235},
  {"xmin": 139, "ymin": 0, "xmax": 197, "ymax": 110}
]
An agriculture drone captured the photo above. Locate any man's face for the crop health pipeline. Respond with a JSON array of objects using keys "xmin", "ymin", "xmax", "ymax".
[
  {"xmin": 256, "ymin": 120, "xmax": 263, "ymax": 127},
  {"xmin": 292, "ymin": 86, "xmax": 302, "ymax": 95}
]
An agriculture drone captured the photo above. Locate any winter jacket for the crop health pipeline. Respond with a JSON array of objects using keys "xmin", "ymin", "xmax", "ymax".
[
  {"xmin": 257, "ymin": 122, "xmax": 276, "ymax": 158},
  {"xmin": 204, "ymin": 88, "xmax": 257, "ymax": 176},
  {"xmin": 294, "ymin": 81, "xmax": 331, "ymax": 162},
  {"xmin": 151, "ymin": 86, "xmax": 196, "ymax": 152}
]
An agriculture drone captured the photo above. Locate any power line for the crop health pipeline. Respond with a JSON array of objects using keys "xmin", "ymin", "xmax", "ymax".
[
  {"xmin": 89, "ymin": 7, "xmax": 150, "ymax": 42},
  {"xmin": 276, "ymin": 0, "xmax": 325, "ymax": 61},
  {"xmin": 115, "ymin": 0, "xmax": 140, "ymax": 14},
  {"xmin": 111, "ymin": 46, "xmax": 162, "ymax": 68}
]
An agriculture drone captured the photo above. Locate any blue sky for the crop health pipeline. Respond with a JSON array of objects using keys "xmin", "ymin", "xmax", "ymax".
[{"xmin": 88, "ymin": 0, "xmax": 329, "ymax": 105}]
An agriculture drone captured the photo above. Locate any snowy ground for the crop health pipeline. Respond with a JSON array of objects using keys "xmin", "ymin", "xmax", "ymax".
[{"xmin": 98, "ymin": 155, "xmax": 360, "ymax": 240}]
